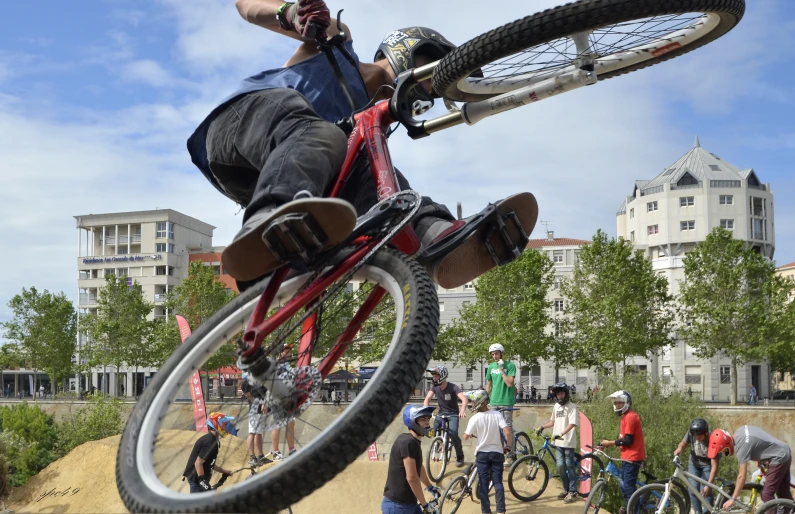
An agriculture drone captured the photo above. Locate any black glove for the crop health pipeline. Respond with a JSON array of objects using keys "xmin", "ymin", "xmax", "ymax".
[
  {"xmin": 197, "ymin": 476, "xmax": 211, "ymax": 491},
  {"xmin": 536, "ymin": 427, "xmax": 544, "ymax": 436},
  {"xmin": 422, "ymin": 498, "xmax": 440, "ymax": 514},
  {"xmin": 278, "ymin": 0, "xmax": 331, "ymax": 40}
]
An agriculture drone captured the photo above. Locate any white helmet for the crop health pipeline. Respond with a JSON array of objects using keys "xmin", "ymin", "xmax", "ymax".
[
  {"xmin": 488, "ymin": 343, "xmax": 504, "ymax": 354},
  {"xmin": 608, "ymin": 390, "xmax": 632, "ymax": 416}
]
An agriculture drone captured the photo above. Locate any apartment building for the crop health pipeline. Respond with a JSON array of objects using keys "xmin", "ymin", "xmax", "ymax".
[{"xmin": 75, "ymin": 209, "xmax": 214, "ymax": 395}]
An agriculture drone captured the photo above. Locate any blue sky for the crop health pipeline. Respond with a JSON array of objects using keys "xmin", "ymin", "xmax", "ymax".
[{"xmin": 0, "ymin": 0, "xmax": 794, "ymax": 327}]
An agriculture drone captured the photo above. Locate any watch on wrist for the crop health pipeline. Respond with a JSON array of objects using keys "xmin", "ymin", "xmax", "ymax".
[{"xmin": 276, "ymin": 2, "xmax": 295, "ymax": 31}]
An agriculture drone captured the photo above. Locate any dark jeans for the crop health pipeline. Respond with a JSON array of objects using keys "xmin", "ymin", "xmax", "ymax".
[
  {"xmin": 435, "ymin": 411, "xmax": 464, "ymax": 461},
  {"xmin": 687, "ymin": 460, "xmax": 713, "ymax": 514},
  {"xmin": 619, "ymin": 461, "xmax": 642, "ymax": 506},
  {"xmin": 476, "ymin": 452, "xmax": 506, "ymax": 514},
  {"xmin": 763, "ymin": 457, "xmax": 794, "ymax": 502},
  {"xmin": 381, "ymin": 497, "xmax": 422, "ymax": 514},
  {"xmin": 555, "ymin": 447, "xmax": 578, "ymax": 494},
  {"xmin": 205, "ymin": 88, "xmax": 452, "ymax": 225}
]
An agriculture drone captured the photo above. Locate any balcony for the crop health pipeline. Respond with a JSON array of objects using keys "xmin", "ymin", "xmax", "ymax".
[
  {"xmin": 154, "ymin": 294, "xmax": 167, "ymax": 303},
  {"xmin": 748, "ymin": 184, "xmax": 767, "ymax": 191},
  {"xmin": 639, "ymin": 185, "xmax": 664, "ymax": 196},
  {"xmin": 670, "ymin": 182, "xmax": 702, "ymax": 191},
  {"xmin": 154, "ymin": 314, "xmax": 167, "ymax": 321},
  {"xmin": 79, "ymin": 295, "xmax": 97, "ymax": 306}
]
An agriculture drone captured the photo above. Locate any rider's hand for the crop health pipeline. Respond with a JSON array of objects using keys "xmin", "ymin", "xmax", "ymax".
[
  {"xmin": 536, "ymin": 427, "xmax": 544, "ymax": 436},
  {"xmin": 458, "ymin": 408, "xmax": 467, "ymax": 419},
  {"xmin": 422, "ymin": 498, "xmax": 440, "ymax": 513},
  {"xmin": 197, "ymin": 476, "xmax": 211, "ymax": 491},
  {"xmin": 425, "ymin": 485, "xmax": 441, "ymax": 498},
  {"xmin": 554, "ymin": 434, "xmax": 563, "ymax": 440},
  {"xmin": 723, "ymin": 498, "xmax": 735, "ymax": 510},
  {"xmin": 281, "ymin": 0, "xmax": 331, "ymax": 40},
  {"xmin": 498, "ymin": 359, "xmax": 504, "ymax": 369},
  {"xmin": 701, "ymin": 486, "xmax": 710, "ymax": 497},
  {"xmin": 503, "ymin": 444, "xmax": 512, "ymax": 454},
  {"xmin": 673, "ymin": 448, "xmax": 681, "ymax": 456}
]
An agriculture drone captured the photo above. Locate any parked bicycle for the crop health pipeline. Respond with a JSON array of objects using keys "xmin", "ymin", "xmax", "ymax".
[
  {"xmin": 115, "ymin": 1, "xmax": 745, "ymax": 512},
  {"xmin": 628, "ymin": 455, "xmax": 776, "ymax": 514},
  {"xmin": 427, "ymin": 414, "xmax": 458, "ymax": 482},
  {"xmin": 582, "ymin": 446, "xmax": 688, "ymax": 514},
  {"xmin": 507, "ymin": 433, "xmax": 603, "ymax": 501}
]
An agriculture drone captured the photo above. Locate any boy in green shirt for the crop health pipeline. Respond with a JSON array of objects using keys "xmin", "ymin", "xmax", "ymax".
[{"xmin": 485, "ymin": 343, "xmax": 516, "ymax": 459}]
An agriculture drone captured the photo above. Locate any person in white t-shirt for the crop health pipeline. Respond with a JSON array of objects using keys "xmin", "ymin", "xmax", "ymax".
[
  {"xmin": 463, "ymin": 389, "xmax": 511, "ymax": 514},
  {"xmin": 536, "ymin": 382, "xmax": 579, "ymax": 503}
]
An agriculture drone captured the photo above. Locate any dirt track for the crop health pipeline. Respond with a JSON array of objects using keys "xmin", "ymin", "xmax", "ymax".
[{"xmin": 8, "ymin": 430, "xmax": 590, "ymax": 514}]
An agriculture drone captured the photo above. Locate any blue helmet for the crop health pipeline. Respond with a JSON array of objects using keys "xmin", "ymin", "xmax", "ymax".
[
  {"xmin": 402, "ymin": 404, "xmax": 435, "ymax": 436},
  {"xmin": 207, "ymin": 412, "xmax": 238, "ymax": 437}
]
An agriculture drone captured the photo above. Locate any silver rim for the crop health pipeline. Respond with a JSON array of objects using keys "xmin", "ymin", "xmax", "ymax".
[
  {"xmin": 456, "ymin": 12, "xmax": 721, "ymax": 95},
  {"xmin": 133, "ymin": 264, "xmax": 406, "ymax": 502}
]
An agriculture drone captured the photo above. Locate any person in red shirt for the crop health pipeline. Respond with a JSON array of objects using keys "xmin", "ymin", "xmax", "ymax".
[{"xmin": 598, "ymin": 390, "xmax": 646, "ymax": 514}]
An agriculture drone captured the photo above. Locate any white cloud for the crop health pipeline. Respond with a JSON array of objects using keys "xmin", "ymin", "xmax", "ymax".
[{"xmin": 0, "ymin": 0, "xmax": 792, "ymax": 327}]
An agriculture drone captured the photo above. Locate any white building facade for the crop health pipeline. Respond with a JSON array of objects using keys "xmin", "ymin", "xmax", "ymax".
[
  {"xmin": 75, "ymin": 209, "xmax": 215, "ymax": 396},
  {"xmin": 615, "ymin": 137, "xmax": 774, "ymax": 401}
]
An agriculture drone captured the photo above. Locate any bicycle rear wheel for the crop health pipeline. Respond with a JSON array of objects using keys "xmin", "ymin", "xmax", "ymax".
[
  {"xmin": 116, "ymin": 249, "xmax": 439, "ymax": 513},
  {"xmin": 514, "ymin": 431, "xmax": 534, "ymax": 457},
  {"xmin": 427, "ymin": 436, "xmax": 449, "ymax": 483},
  {"xmin": 583, "ymin": 479, "xmax": 607, "ymax": 514},
  {"xmin": 627, "ymin": 483, "xmax": 688, "ymax": 514},
  {"xmin": 432, "ymin": 0, "xmax": 745, "ymax": 102},
  {"xmin": 440, "ymin": 474, "xmax": 469, "ymax": 514},
  {"xmin": 508, "ymin": 455, "xmax": 549, "ymax": 501},
  {"xmin": 755, "ymin": 499, "xmax": 795, "ymax": 514}
]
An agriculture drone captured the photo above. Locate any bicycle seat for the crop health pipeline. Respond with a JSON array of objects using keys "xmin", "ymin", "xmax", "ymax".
[{"xmin": 641, "ymin": 471, "xmax": 657, "ymax": 481}]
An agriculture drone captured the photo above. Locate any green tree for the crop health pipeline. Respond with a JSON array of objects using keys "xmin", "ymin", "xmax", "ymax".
[
  {"xmin": 764, "ymin": 276, "xmax": 795, "ymax": 379},
  {"xmin": 560, "ymin": 230, "xmax": 675, "ymax": 374},
  {"xmin": 80, "ymin": 275, "xmax": 153, "ymax": 396},
  {"xmin": 1, "ymin": 288, "xmax": 77, "ymax": 397},
  {"xmin": 0, "ymin": 402, "xmax": 58, "ymax": 486},
  {"xmin": 54, "ymin": 395, "xmax": 124, "ymax": 457},
  {"xmin": 678, "ymin": 228, "xmax": 784, "ymax": 404},
  {"xmin": 154, "ymin": 262, "xmax": 238, "ymax": 394},
  {"xmin": 0, "ymin": 344, "xmax": 23, "ymax": 370},
  {"xmin": 437, "ymin": 248, "xmax": 555, "ymax": 368}
]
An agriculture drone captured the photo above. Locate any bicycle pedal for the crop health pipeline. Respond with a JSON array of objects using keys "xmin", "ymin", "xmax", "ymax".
[
  {"xmin": 262, "ymin": 212, "xmax": 328, "ymax": 264},
  {"xmin": 484, "ymin": 210, "xmax": 530, "ymax": 266}
]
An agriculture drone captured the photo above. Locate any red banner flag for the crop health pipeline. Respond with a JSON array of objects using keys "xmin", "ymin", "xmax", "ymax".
[
  {"xmin": 176, "ymin": 315, "xmax": 207, "ymax": 432},
  {"xmin": 367, "ymin": 443, "xmax": 379, "ymax": 461},
  {"xmin": 579, "ymin": 411, "xmax": 595, "ymax": 495}
]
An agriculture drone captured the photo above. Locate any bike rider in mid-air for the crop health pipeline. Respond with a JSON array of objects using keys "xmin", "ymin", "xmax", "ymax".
[
  {"xmin": 423, "ymin": 365, "xmax": 469, "ymax": 468},
  {"xmin": 188, "ymin": 0, "xmax": 537, "ymax": 291}
]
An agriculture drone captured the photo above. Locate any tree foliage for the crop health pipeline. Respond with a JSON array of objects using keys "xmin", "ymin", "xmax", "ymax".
[
  {"xmin": 0, "ymin": 344, "xmax": 24, "ymax": 370},
  {"xmin": 678, "ymin": 228, "xmax": 787, "ymax": 404},
  {"xmin": 0, "ymin": 402, "xmax": 58, "ymax": 487},
  {"xmin": 79, "ymin": 275, "xmax": 153, "ymax": 394},
  {"xmin": 764, "ymin": 275, "xmax": 795, "ymax": 376},
  {"xmin": 560, "ymin": 230, "xmax": 674, "ymax": 373},
  {"xmin": 1, "ymin": 287, "xmax": 77, "ymax": 394},
  {"xmin": 436, "ymin": 248, "xmax": 555, "ymax": 367},
  {"xmin": 54, "ymin": 394, "xmax": 124, "ymax": 457}
]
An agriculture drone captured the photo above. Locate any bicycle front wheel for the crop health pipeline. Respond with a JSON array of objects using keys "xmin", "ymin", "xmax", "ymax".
[
  {"xmin": 628, "ymin": 483, "xmax": 688, "ymax": 514},
  {"xmin": 575, "ymin": 453, "xmax": 604, "ymax": 498},
  {"xmin": 433, "ymin": 0, "xmax": 744, "ymax": 102},
  {"xmin": 508, "ymin": 455, "xmax": 549, "ymax": 501},
  {"xmin": 440, "ymin": 474, "xmax": 469, "ymax": 514},
  {"xmin": 582, "ymin": 478, "xmax": 608, "ymax": 514},
  {"xmin": 426, "ymin": 436, "xmax": 449, "ymax": 483},
  {"xmin": 116, "ymin": 249, "xmax": 439, "ymax": 513}
]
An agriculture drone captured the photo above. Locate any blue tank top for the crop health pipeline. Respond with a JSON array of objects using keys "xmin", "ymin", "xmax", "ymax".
[{"xmin": 187, "ymin": 40, "xmax": 369, "ymax": 193}]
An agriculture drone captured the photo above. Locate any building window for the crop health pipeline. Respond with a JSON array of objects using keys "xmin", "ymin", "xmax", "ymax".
[
  {"xmin": 720, "ymin": 366, "xmax": 731, "ymax": 384},
  {"xmin": 720, "ymin": 219, "xmax": 734, "ymax": 230},
  {"xmin": 116, "ymin": 268, "xmax": 128, "ymax": 277},
  {"xmin": 117, "ymin": 247, "xmax": 128, "ymax": 255},
  {"xmin": 466, "ymin": 368, "xmax": 474, "ymax": 382},
  {"xmin": 629, "ymin": 208, "xmax": 634, "ymax": 219},
  {"xmin": 554, "ymin": 320, "xmax": 564, "ymax": 336},
  {"xmin": 155, "ymin": 243, "xmax": 167, "ymax": 253},
  {"xmin": 553, "ymin": 251, "xmax": 564, "ymax": 263},
  {"xmin": 439, "ymin": 302, "xmax": 444, "ymax": 312},
  {"xmin": 155, "ymin": 266, "xmax": 173, "ymax": 276},
  {"xmin": 719, "ymin": 195, "xmax": 733, "ymax": 205},
  {"xmin": 647, "ymin": 201, "xmax": 658, "ymax": 212},
  {"xmin": 751, "ymin": 197, "xmax": 764, "ymax": 217},
  {"xmin": 647, "ymin": 225, "xmax": 659, "ymax": 236},
  {"xmin": 685, "ymin": 343, "xmax": 696, "ymax": 359},
  {"xmin": 685, "ymin": 365, "xmax": 702, "ymax": 384},
  {"xmin": 661, "ymin": 366, "xmax": 672, "ymax": 383},
  {"xmin": 630, "ymin": 231, "xmax": 635, "ymax": 242},
  {"xmin": 680, "ymin": 220, "xmax": 695, "ymax": 231},
  {"xmin": 679, "ymin": 196, "xmax": 694, "ymax": 207},
  {"xmin": 752, "ymin": 218, "xmax": 765, "ymax": 240},
  {"xmin": 105, "ymin": 269, "xmax": 116, "ymax": 277},
  {"xmin": 553, "ymin": 276, "xmax": 561, "ymax": 290},
  {"xmin": 156, "ymin": 222, "xmax": 174, "ymax": 239},
  {"xmin": 464, "ymin": 282, "xmax": 474, "ymax": 290},
  {"xmin": 554, "ymin": 299, "xmax": 564, "ymax": 312},
  {"xmin": 662, "ymin": 345, "xmax": 672, "ymax": 361},
  {"xmin": 574, "ymin": 251, "xmax": 580, "ymax": 263}
]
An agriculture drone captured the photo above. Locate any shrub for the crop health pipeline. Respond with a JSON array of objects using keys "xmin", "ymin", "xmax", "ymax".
[
  {"xmin": 0, "ymin": 438, "xmax": 9, "ymax": 506},
  {"xmin": 0, "ymin": 402, "xmax": 58, "ymax": 487},
  {"xmin": 54, "ymin": 394, "xmax": 124, "ymax": 457},
  {"xmin": 579, "ymin": 373, "xmax": 738, "ymax": 513}
]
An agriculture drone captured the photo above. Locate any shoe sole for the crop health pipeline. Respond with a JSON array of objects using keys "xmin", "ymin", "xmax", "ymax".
[
  {"xmin": 222, "ymin": 198, "xmax": 357, "ymax": 281},
  {"xmin": 433, "ymin": 192, "xmax": 538, "ymax": 289}
]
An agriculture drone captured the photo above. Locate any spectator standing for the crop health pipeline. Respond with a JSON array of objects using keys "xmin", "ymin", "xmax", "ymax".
[
  {"xmin": 536, "ymin": 383, "xmax": 579, "ymax": 503},
  {"xmin": 484, "ymin": 343, "xmax": 516, "ymax": 458},
  {"xmin": 748, "ymin": 385, "xmax": 758, "ymax": 406}
]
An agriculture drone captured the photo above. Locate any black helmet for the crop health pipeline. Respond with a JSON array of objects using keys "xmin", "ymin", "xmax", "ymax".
[
  {"xmin": 551, "ymin": 382, "xmax": 570, "ymax": 405},
  {"xmin": 374, "ymin": 27, "xmax": 456, "ymax": 98},
  {"xmin": 689, "ymin": 418, "xmax": 709, "ymax": 437}
]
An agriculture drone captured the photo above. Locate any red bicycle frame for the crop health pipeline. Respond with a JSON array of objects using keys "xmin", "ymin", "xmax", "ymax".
[{"xmin": 240, "ymin": 100, "xmax": 420, "ymax": 382}]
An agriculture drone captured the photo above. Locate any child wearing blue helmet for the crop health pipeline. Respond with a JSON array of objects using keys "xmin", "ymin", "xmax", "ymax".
[
  {"xmin": 182, "ymin": 412, "xmax": 238, "ymax": 493},
  {"xmin": 382, "ymin": 404, "xmax": 441, "ymax": 513}
]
